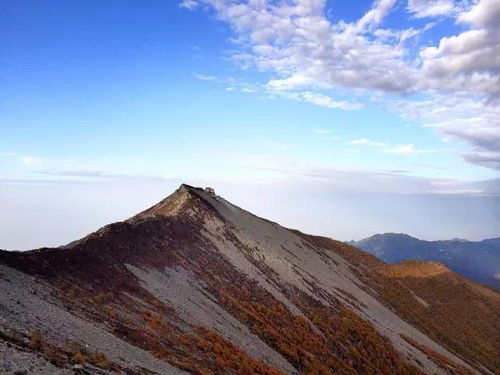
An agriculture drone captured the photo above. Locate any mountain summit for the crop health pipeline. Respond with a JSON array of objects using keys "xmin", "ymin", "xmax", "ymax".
[
  {"xmin": 1, "ymin": 185, "xmax": 499, "ymax": 374},
  {"xmin": 129, "ymin": 184, "xmax": 212, "ymax": 220}
]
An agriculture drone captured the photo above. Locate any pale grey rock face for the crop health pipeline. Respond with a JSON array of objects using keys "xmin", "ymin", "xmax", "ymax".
[
  {"xmin": 0, "ymin": 265, "xmax": 188, "ymax": 375},
  {"xmin": 127, "ymin": 265, "xmax": 298, "ymax": 374},
  {"xmin": 0, "ymin": 340, "xmax": 73, "ymax": 375},
  {"xmin": 190, "ymin": 188, "xmax": 480, "ymax": 375}
]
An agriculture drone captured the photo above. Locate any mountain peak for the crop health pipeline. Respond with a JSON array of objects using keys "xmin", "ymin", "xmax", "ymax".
[
  {"xmin": 1, "ymin": 185, "xmax": 499, "ymax": 374},
  {"xmin": 376, "ymin": 233, "xmax": 417, "ymax": 240},
  {"xmin": 382, "ymin": 260, "xmax": 450, "ymax": 278},
  {"xmin": 356, "ymin": 233, "xmax": 418, "ymax": 243},
  {"xmin": 352, "ymin": 232, "xmax": 500, "ymax": 289},
  {"xmin": 129, "ymin": 183, "xmax": 218, "ymax": 222}
]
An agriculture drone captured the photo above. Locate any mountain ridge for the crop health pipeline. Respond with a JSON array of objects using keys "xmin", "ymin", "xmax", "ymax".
[
  {"xmin": 1, "ymin": 184, "xmax": 499, "ymax": 375},
  {"xmin": 350, "ymin": 232, "xmax": 500, "ymax": 289}
]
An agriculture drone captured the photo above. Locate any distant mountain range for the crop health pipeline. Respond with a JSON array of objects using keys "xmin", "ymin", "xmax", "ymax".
[{"xmin": 349, "ymin": 233, "xmax": 500, "ymax": 289}]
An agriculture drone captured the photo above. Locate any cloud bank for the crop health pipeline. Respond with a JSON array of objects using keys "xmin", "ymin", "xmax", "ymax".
[{"xmin": 182, "ymin": 0, "xmax": 500, "ymax": 170}]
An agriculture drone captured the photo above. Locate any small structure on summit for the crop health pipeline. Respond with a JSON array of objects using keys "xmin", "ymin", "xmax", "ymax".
[{"xmin": 205, "ymin": 187, "xmax": 215, "ymax": 195}]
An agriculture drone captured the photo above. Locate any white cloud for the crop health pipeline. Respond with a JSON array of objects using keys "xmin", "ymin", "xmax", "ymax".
[
  {"xmin": 349, "ymin": 138, "xmax": 388, "ymax": 147},
  {"xmin": 241, "ymin": 87, "xmax": 256, "ymax": 93},
  {"xmin": 419, "ymin": 0, "xmax": 500, "ymax": 97},
  {"xmin": 185, "ymin": 0, "xmax": 500, "ymax": 98},
  {"xmin": 278, "ymin": 91, "xmax": 362, "ymax": 110},
  {"xmin": 392, "ymin": 93, "xmax": 500, "ymax": 169},
  {"xmin": 300, "ymin": 91, "xmax": 362, "ymax": 110},
  {"xmin": 384, "ymin": 144, "xmax": 435, "ymax": 155},
  {"xmin": 191, "ymin": 0, "xmax": 419, "ymax": 94},
  {"xmin": 179, "ymin": 0, "xmax": 199, "ymax": 10},
  {"xmin": 194, "ymin": 73, "xmax": 260, "ymax": 94},
  {"xmin": 267, "ymin": 74, "xmax": 316, "ymax": 91},
  {"xmin": 193, "ymin": 73, "xmax": 217, "ymax": 81},
  {"xmin": 356, "ymin": 0, "xmax": 397, "ymax": 30},
  {"xmin": 458, "ymin": 0, "xmax": 500, "ymax": 27},
  {"xmin": 39, "ymin": 170, "xmax": 175, "ymax": 182},
  {"xmin": 237, "ymin": 153, "xmax": 499, "ymax": 196},
  {"xmin": 407, "ymin": 0, "xmax": 456, "ymax": 18},
  {"xmin": 312, "ymin": 127, "xmax": 331, "ymax": 134},
  {"xmin": 184, "ymin": 0, "xmax": 500, "ymax": 170},
  {"xmin": 463, "ymin": 151, "xmax": 500, "ymax": 170}
]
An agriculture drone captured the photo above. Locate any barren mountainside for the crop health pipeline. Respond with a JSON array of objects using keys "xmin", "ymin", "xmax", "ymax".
[{"xmin": 1, "ymin": 185, "xmax": 499, "ymax": 375}]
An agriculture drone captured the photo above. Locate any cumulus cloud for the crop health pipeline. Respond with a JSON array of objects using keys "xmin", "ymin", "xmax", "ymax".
[
  {"xmin": 407, "ymin": 0, "xmax": 457, "ymax": 18},
  {"xmin": 459, "ymin": 0, "xmax": 500, "ymax": 27},
  {"xmin": 392, "ymin": 93, "xmax": 500, "ymax": 169},
  {"xmin": 419, "ymin": 0, "xmax": 500, "ymax": 97},
  {"xmin": 182, "ymin": 0, "xmax": 500, "ymax": 170},
  {"xmin": 183, "ymin": 0, "xmax": 500, "ymax": 97},
  {"xmin": 188, "ymin": 0, "xmax": 419, "ymax": 93}
]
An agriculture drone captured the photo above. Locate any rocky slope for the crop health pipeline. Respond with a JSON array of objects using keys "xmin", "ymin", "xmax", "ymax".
[
  {"xmin": 349, "ymin": 233, "xmax": 500, "ymax": 289},
  {"xmin": 1, "ymin": 184, "xmax": 499, "ymax": 374}
]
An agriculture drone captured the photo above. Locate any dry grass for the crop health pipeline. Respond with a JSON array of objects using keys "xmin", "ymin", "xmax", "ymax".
[
  {"xmin": 401, "ymin": 335, "xmax": 474, "ymax": 375},
  {"xmin": 382, "ymin": 260, "xmax": 449, "ymax": 278},
  {"xmin": 298, "ymin": 232, "xmax": 500, "ymax": 374}
]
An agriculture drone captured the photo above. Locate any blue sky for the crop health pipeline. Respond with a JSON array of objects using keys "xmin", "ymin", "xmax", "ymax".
[{"xmin": 1, "ymin": 0, "xmax": 500, "ymax": 249}]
